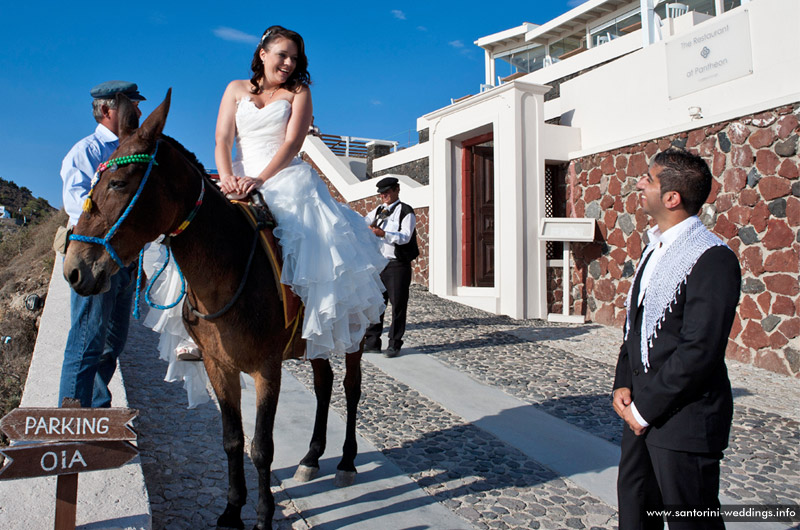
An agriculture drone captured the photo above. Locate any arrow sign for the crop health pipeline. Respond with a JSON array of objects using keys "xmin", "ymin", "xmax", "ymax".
[
  {"xmin": 0, "ymin": 441, "xmax": 138, "ymax": 480},
  {"xmin": 0, "ymin": 408, "xmax": 137, "ymax": 442}
]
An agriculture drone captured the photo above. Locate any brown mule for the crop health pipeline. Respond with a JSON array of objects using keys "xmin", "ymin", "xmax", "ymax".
[{"xmin": 63, "ymin": 90, "xmax": 365, "ymax": 530}]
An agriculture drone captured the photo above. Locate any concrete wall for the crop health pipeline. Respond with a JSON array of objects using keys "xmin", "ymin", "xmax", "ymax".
[
  {"xmin": 558, "ymin": 0, "xmax": 800, "ymax": 155},
  {"xmin": 0, "ymin": 256, "xmax": 151, "ymax": 529},
  {"xmin": 567, "ymin": 103, "xmax": 800, "ymax": 377}
]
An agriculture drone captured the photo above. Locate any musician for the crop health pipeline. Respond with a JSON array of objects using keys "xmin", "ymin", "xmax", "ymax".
[{"xmin": 363, "ymin": 177, "xmax": 419, "ymax": 358}]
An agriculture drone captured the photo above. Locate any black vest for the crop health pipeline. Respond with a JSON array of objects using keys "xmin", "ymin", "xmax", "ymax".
[{"xmin": 379, "ymin": 202, "xmax": 419, "ymax": 263}]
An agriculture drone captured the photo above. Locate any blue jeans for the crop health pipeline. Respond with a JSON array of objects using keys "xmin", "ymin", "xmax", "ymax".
[{"xmin": 59, "ymin": 264, "xmax": 136, "ymax": 408}]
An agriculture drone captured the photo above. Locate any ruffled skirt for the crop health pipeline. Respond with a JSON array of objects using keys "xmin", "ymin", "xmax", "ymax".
[{"xmin": 256, "ymin": 159, "xmax": 387, "ymax": 358}]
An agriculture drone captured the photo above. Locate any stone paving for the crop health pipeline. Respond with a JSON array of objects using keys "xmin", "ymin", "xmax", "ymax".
[
  {"xmin": 121, "ymin": 323, "xmax": 307, "ymax": 530},
  {"xmin": 122, "ymin": 283, "xmax": 799, "ymax": 529}
]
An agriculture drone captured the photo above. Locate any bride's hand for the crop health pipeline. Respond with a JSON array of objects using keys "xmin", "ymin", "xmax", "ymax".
[
  {"xmin": 238, "ymin": 176, "xmax": 264, "ymax": 196},
  {"xmin": 219, "ymin": 174, "xmax": 240, "ymax": 194}
]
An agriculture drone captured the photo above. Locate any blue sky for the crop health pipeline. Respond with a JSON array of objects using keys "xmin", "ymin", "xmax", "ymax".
[{"xmin": 0, "ymin": 0, "xmax": 584, "ymax": 208}]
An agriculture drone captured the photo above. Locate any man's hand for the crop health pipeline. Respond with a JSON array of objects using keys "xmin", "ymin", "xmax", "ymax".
[
  {"xmin": 613, "ymin": 387, "xmax": 646, "ymax": 435},
  {"xmin": 370, "ymin": 226, "xmax": 385, "ymax": 237},
  {"xmin": 621, "ymin": 405, "xmax": 647, "ymax": 435},
  {"xmin": 613, "ymin": 387, "xmax": 632, "ymax": 418}
]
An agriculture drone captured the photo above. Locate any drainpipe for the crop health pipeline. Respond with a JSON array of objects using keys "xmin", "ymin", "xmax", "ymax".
[{"xmin": 641, "ymin": 0, "xmax": 657, "ymax": 47}]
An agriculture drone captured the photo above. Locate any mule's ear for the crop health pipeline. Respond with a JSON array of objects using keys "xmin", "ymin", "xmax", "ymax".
[
  {"xmin": 115, "ymin": 93, "xmax": 140, "ymax": 141},
  {"xmin": 139, "ymin": 88, "xmax": 172, "ymax": 142}
]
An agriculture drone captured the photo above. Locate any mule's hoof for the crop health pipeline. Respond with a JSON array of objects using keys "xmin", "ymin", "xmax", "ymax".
[
  {"xmin": 334, "ymin": 470, "xmax": 357, "ymax": 487},
  {"xmin": 294, "ymin": 464, "xmax": 319, "ymax": 483},
  {"xmin": 216, "ymin": 508, "xmax": 244, "ymax": 529}
]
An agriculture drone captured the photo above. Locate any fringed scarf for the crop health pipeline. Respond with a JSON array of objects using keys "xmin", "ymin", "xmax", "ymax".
[{"xmin": 624, "ymin": 216, "xmax": 728, "ymax": 372}]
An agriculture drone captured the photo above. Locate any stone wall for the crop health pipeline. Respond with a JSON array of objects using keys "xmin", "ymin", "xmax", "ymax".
[
  {"xmin": 566, "ymin": 103, "xmax": 800, "ymax": 377},
  {"xmin": 373, "ymin": 157, "xmax": 430, "ymax": 185},
  {"xmin": 302, "ymin": 153, "xmax": 430, "ymax": 287}
]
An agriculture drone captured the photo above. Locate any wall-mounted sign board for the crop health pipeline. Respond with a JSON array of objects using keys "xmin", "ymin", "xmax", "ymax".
[{"xmin": 539, "ymin": 218, "xmax": 595, "ymax": 242}]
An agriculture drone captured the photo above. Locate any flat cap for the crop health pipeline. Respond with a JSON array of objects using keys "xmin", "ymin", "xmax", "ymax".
[
  {"xmin": 90, "ymin": 80, "xmax": 146, "ymax": 101},
  {"xmin": 376, "ymin": 176, "xmax": 399, "ymax": 193}
]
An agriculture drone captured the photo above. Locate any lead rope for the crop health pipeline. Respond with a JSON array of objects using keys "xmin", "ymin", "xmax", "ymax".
[
  {"xmin": 132, "ymin": 174, "xmax": 205, "ymax": 319},
  {"xmin": 133, "ymin": 243, "xmax": 186, "ymax": 319}
]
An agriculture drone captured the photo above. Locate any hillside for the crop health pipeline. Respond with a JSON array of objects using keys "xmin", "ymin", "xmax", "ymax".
[
  {"xmin": 0, "ymin": 179, "xmax": 61, "ymax": 446},
  {"xmin": 0, "ymin": 177, "xmax": 55, "ymax": 225}
]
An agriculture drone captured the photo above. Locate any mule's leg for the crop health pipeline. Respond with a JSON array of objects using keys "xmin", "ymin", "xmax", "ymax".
[
  {"xmin": 294, "ymin": 358, "xmax": 333, "ymax": 482},
  {"xmin": 335, "ymin": 350, "xmax": 362, "ymax": 487},
  {"xmin": 250, "ymin": 363, "xmax": 281, "ymax": 530},
  {"xmin": 204, "ymin": 357, "xmax": 247, "ymax": 529}
]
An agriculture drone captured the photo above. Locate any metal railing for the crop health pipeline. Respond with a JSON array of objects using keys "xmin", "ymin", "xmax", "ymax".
[{"xmin": 318, "ymin": 134, "xmax": 398, "ymax": 158}]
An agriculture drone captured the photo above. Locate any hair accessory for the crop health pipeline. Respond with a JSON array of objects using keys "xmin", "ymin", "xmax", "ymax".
[{"xmin": 260, "ymin": 30, "xmax": 272, "ymax": 44}]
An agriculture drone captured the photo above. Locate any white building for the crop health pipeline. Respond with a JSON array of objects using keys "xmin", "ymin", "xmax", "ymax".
[
  {"xmin": 307, "ymin": 0, "xmax": 797, "ymax": 374},
  {"xmin": 371, "ymin": 0, "xmax": 798, "ymax": 325}
]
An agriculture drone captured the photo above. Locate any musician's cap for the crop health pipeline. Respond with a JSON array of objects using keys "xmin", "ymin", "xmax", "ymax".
[
  {"xmin": 376, "ymin": 177, "xmax": 399, "ymax": 193},
  {"xmin": 90, "ymin": 80, "xmax": 146, "ymax": 101}
]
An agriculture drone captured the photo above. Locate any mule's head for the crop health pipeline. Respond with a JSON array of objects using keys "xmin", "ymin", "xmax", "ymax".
[{"xmin": 64, "ymin": 89, "xmax": 199, "ymax": 295}]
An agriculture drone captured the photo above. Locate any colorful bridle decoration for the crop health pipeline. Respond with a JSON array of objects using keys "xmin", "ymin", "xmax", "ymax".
[
  {"xmin": 70, "ymin": 143, "xmax": 161, "ymax": 267},
  {"xmin": 83, "ymin": 153, "xmax": 159, "ymax": 213},
  {"xmin": 68, "ymin": 141, "xmax": 206, "ymax": 318}
]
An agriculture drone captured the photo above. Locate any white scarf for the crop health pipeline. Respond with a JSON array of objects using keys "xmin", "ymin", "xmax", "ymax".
[{"xmin": 624, "ymin": 216, "xmax": 727, "ymax": 372}]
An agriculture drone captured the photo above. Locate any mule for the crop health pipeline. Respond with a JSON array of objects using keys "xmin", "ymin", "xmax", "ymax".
[{"xmin": 63, "ymin": 90, "xmax": 364, "ymax": 530}]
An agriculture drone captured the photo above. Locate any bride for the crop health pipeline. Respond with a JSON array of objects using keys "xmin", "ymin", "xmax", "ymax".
[{"xmin": 146, "ymin": 25, "xmax": 386, "ymax": 406}]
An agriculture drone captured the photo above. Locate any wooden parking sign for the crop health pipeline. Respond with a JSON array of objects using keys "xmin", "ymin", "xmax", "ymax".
[{"xmin": 0, "ymin": 401, "xmax": 139, "ymax": 530}]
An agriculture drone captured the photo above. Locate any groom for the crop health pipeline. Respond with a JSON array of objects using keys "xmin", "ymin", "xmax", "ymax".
[{"xmin": 613, "ymin": 148, "xmax": 740, "ymax": 529}]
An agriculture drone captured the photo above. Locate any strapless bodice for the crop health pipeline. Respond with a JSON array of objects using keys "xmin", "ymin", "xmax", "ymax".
[{"xmin": 232, "ymin": 97, "xmax": 294, "ymax": 177}]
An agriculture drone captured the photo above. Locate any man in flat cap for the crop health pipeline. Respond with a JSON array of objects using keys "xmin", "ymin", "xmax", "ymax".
[
  {"xmin": 364, "ymin": 177, "xmax": 419, "ymax": 357},
  {"xmin": 58, "ymin": 80, "xmax": 145, "ymax": 407}
]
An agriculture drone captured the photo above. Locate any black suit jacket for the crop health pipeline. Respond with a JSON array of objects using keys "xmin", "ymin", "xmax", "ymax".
[{"xmin": 613, "ymin": 245, "xmax": 741, "ymax": 453}]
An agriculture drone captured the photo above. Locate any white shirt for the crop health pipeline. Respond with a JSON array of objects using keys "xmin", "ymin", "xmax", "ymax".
[
  {"xmin": 364, "ymin": 200, "xmax": 416, "ymax": 260},
  {"xmin": 61, "ymin": 123, "xmax": 118, "ymax": 226},
  {"xmin": 631, "ymin": 215, "xmax": 696, "ymax": 428}
]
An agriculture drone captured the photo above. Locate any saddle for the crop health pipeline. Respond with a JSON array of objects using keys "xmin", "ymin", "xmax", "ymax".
[{"xmin": 232, "ymin": 194, "xmax": 305, "ymax": 361}]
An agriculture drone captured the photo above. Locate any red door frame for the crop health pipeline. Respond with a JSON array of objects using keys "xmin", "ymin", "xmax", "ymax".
[{"xmin": 460, "ymin": 132, "xmax": 494, "ymax": 286}]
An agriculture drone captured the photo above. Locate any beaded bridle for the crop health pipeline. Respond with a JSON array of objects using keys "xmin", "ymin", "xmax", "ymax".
[{"xmin": 69, "ymin": 140, "xmax": 205, "ymax": 317}]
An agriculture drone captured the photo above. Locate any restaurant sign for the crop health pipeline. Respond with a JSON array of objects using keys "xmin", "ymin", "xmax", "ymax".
[{"xmin": 666, "ymin": 10, "xmax": 753, "ymax": 99}]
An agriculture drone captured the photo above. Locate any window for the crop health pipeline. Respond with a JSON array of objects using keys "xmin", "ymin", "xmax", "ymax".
[
  {"xmin": 589, "ymin": 8, "xmax": 641, "ymax": 45},
  {"xmin": 495, "ymin": 43, "xmax": 547, "ymax": 79},
  {"xmin": 550, "ymin": 34, "xmax": 584, "ymax": 59}
]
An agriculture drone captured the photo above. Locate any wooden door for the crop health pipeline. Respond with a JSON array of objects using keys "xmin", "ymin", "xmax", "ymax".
[
  {"xmin": 461, "ymin": 135, "xmax": 495, "ymax": 288},
  {"xmin": 472, "ymin": 146, "xmax": 494, "ymax": 287}
]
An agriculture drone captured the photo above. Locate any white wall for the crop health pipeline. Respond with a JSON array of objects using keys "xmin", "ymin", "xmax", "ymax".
[
  {"xmin": 422, "ymin": 81, "xmax": 560, "ymax": 319},
  {"xmin": 559, "ymin": 0, "xmax": 800, "ymax": 154}
]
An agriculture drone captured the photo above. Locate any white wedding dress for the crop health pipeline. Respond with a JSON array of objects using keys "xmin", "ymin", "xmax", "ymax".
[{"xmin": 145, "ymin": 96, "xmax": 387, "ymax": 407}]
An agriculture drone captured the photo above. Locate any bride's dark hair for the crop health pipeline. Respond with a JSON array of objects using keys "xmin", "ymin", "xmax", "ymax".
[{"xmin": 250, "ymin": 25, "xmax": 311, "ymax": 94}]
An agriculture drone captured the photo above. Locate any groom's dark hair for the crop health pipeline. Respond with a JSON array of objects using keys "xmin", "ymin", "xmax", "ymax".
[
  {"xmin": 651, "ymin": 147, "xmax": 712, "ymax": 216},
  {"xmin": 250, "ymin": 25, "xmax": 312, "ymax": 94}
]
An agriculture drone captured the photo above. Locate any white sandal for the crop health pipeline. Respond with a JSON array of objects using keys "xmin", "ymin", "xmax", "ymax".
[{"xmin": 175, "ymin": 339, "xmax": 202, "ymax": 361}]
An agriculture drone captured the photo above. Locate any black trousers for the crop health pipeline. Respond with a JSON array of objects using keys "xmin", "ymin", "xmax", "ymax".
[
  {"xmin": 617, "ymin": 428, "xmax": 724, "ymax": 530},
  {"xmin": 365, "ymin": 260, "xmax": 411, "ymax": 350}
]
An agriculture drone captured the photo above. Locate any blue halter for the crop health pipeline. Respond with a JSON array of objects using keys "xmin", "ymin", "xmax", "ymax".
[
  {"xmin": 68, "ymin": 140, "xmax": 193, "ymax": 318},
  {"xmin": 69, "ymin": 142, "xmax": 161, "ymax": 268}
]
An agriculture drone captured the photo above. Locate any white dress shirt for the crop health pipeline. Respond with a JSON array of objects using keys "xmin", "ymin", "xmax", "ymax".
[
  {"xmin": 631, "ymin": 215, "xmax": 696, "ymax": 428},
  {"xmin": 61, "ymin": 123, "xmax": 118, "ymax": 226},
  {"xmin": 364, "ymin": 200, "xmax": 416, "ymax": 260}
]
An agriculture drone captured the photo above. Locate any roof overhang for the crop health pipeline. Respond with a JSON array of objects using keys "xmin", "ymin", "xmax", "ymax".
[
  {"xmin": 524, "ymin": 0, "xmax": 635, "ymax": 44},
  {"xmin": 475, "ymin": 23, "xmax": 537, "ymax": 51}
]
